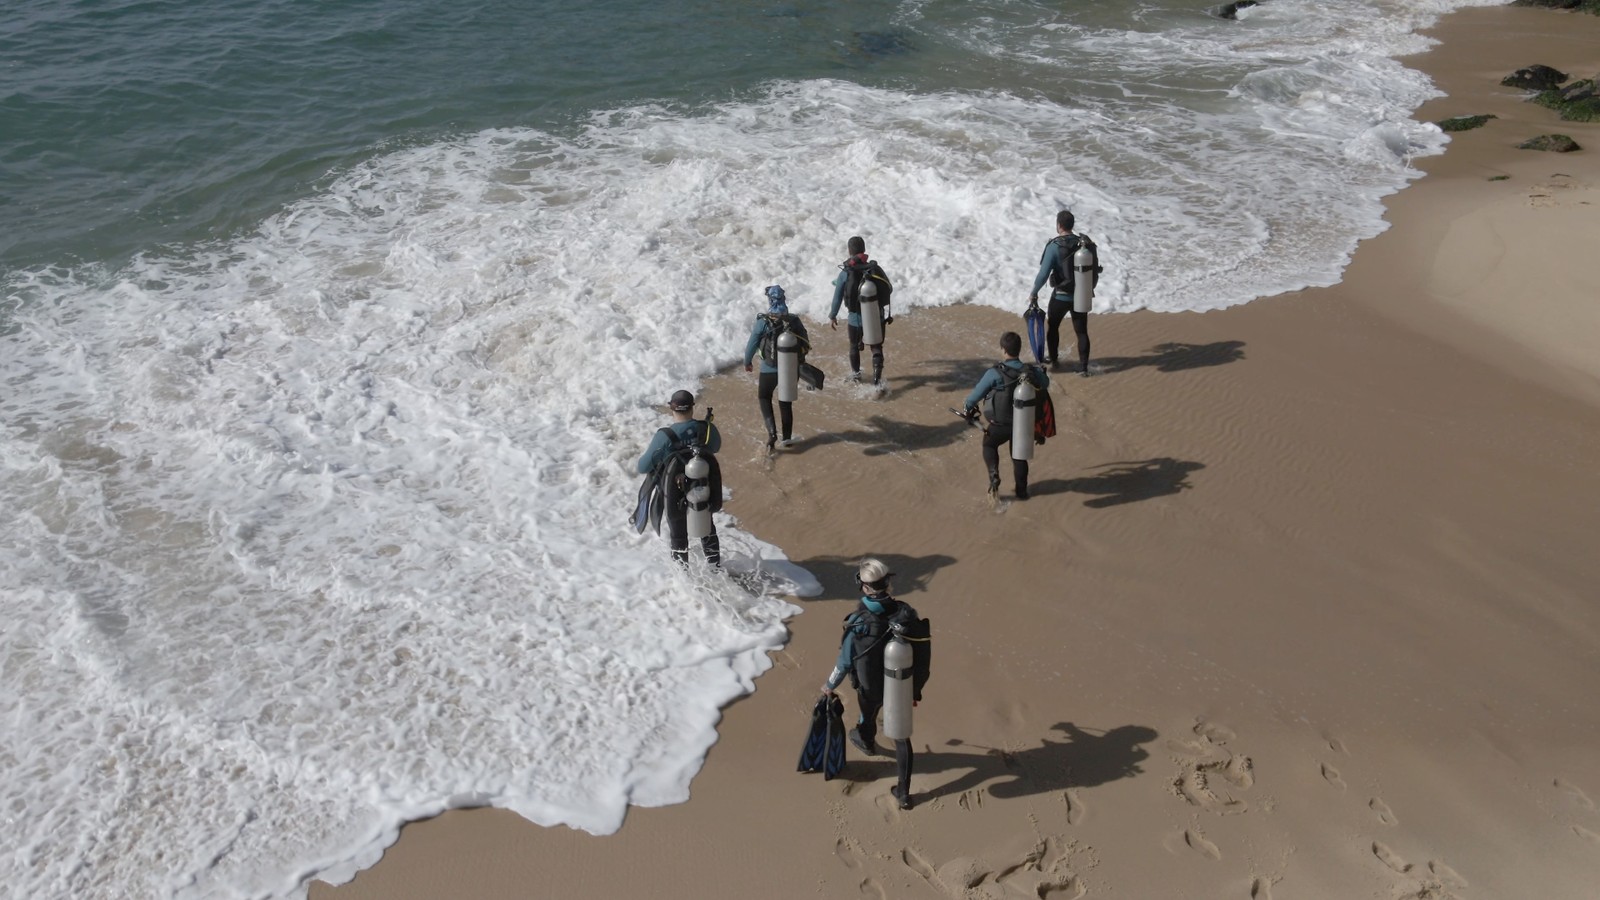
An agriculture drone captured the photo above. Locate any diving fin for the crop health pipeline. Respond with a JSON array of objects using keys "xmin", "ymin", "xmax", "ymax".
[
  {"xmin": 632, "ymin": 469, "xmax": 660, "ymax": 533},
  {"xmin": 798, "ymin": 695, "xmax": 831, "ymax": 773},
  {"xmin": 798, "ymin": 362, "xmax": 825, "ymax": 391},
  {"xmin": 949, "ymin": 407, "xmax": 983, "ymax": 429},
  {"xmin": 1024, "ymin": 300, "xmax": 1047, "ymax": 364},
  {"xmin": 823, "ymin": 694, "xmax": 848, "ymax": 780}
]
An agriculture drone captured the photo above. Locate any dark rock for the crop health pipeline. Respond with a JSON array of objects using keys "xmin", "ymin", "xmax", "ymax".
[
  {"xmin": 1558, "ymin": 78, "xmax": 1597, "ymax": 103},
  {"xmin": 1501, "ymin": 65, "xmax": 1568, "ymax": 91},
  {"xmin": 1213, "ymin": 0, "xmax": 1259, "ymax": 20},
  {"xmin": 1517, "ymin": 134, "xmax": 1582, "ymax": 152},
  {"xmin": 1438, "ymin": 115, "xmax": 1496, "ymax": 132},
  {"xmin": 1534, "ymin": 78, "xmax": 1600, "ymax": 121}
]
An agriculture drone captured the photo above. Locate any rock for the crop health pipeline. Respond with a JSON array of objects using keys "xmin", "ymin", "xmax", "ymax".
[
  {"xmin": 1214, "ymin": 0, "xmax": 1259, "ymax": 20},
  {"xmin": 1438, "ymin": 115, "xmax": 1496, "ymax": 132},
  {"xmin": 1517, "ymin": 134, "xmax": 1582, "ymax": 152},
  {"xmin": 1535, "ymin": 78, "xmax": 1600, "ymax": 121},
  {"xmin": 1502, "ymin": 65, "xmax": 1568, "ymax": 90}
]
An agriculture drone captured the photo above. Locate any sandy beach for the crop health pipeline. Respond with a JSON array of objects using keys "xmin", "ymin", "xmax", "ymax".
[{"xmin": 314, "ymin": 5, "xmax": 1600, "ymax": 898}]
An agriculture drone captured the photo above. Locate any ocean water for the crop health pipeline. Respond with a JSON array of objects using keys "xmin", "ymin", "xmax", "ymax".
[{"xmin": 1, "ymin": 0, "xmax": 1499, "ymax": 896}]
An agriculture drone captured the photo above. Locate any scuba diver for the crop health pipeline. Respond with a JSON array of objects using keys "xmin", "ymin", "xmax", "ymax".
[
  {"xmin": 635, "ymin": 390, "xmax": 722, "ymax": 568},
  {"xmin": 821, "ymin": 558, "xmax": 929, "ymax": 809},
  {"xmin": 743, "ymin": 285, "xmax": 810, "ymax": 452},
  {"xmin": 961, "ymin": 331, "xmax": 1050, "ymax": 501},
  {"xmin": 828, "ymin": 235, "xmax": 894, "ymax": 386},
  {"xmin": 1027, "ymin": 209, "xmax": 1101, "ymax": 376}
]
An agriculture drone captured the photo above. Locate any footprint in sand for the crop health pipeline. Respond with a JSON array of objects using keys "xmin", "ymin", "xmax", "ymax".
[
  {"xmin": 1370, "ymin": 797, "xmax": 1398, "ymax": 826},
  {"xmin": 901, "ymin": 848, "xmax": 935, "ymax": 881},
  {"xmin": 1173, "ymin": 766, "xmax": 1248, "ymax": 815},
  {"xmin": 1207, "ymin": 753, "xmax": 1254, "ymax": 790},
  {"xmin": 995, "ymin": 841, "xmax": 1084, "ymax": 899},
  {"xmin": 1429, "ymin": 860, "xmax": 1468, "ymax": 889},
  {"xmin": 1250, "ymin": 876, "xmax": 1275, "ymax": 899},
  {"xmin": 1039, "ymin": 878, "xmax": 1086, "ymax": 899},
  {"xmin": 858, "ymin": 877, "xmax": 886, "ymax": 898},
  {"xmin": 1574, "ymin": 825, "xmax": 1600, "ymax": 844},
  {"xmin": 1063, "ymin": 789, "xmax": 1086, "ymax": 825},
  {"xmin": 1169, "ymin": 719, "xmax": 1236, "ymax": 755},
  {"xmin": 1184, "ymin": 829, "xmax": 1222, "ymax": 860},
  {"xmin": 958, "ymin": 789, "xmax": 985, "ymax": 811},
  {"xmin": 1372, "ymin": 841, "xmax": 1412, "ymax": 874},
  {"xmin": 1555, "ymin": 778, "xmax": 1596, "ymax": 811},
  {"xmin": 994, "ymin": 840, "xmax": 1047, "ymax": 881},
  {"xmin": 1325, "ymin": 735, "xmax": 1348, "ymax": 755},
  {"xmin": 1320, "ymin": 763, "xmax": 1346, "ymax": 792},
  {"xmin": 836, "ymin": 838, "xmax": 864, "ymax": 869},
  {"xmin": 935, "ymin": 857, "xmax": 991, "ymax": 892},
  {"xmin": 1195, "ymin": 719, "xmax": 1237, "ymax": 744}
]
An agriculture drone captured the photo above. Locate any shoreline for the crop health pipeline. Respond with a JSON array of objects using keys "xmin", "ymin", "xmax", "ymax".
[{"xmin": 314, "ymin": 5, "xmax": 1600, "ymax": 899}]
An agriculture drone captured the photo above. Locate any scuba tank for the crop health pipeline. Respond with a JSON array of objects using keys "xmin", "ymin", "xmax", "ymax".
[
  {"xmin": 1012, "ymin": 377, "xmax": 1036, "ymax": 461},
  {"xmin": 684, "ymin": 453, "xmax": 713, "ymax": 539},
  {"xmin": 882, "ymin": 635, "xmax": 914, "ymax": 740},
  {"xmin": 859, "ymin": 279, "xmax": 883, "ymax": 346},
  {"xmin": 1072, "ymin": 241, "xmax": 1096, "ymax": 314},
  {"xmin": 776, "ymin": 330, "xmax": 799, "ymax": 403}
]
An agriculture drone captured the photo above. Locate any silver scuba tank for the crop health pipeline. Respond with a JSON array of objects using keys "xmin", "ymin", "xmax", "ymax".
[
  {"xmin": 776, "ymin": 330, "xmax": 799, "ymax": 403},
  {"xmin": 684, "ymin": 454, "xmax": 713, "ymax": 539},
  {"xmin": 1072, "ymin": 241, "xmax": 1096, "ymax": 314},
  {"xmin": 859, "ymin": 279, "xmax": 883, "ymax": 346},
  {"xmin": 1012, "ymin": 377, "xmax": 1036, "ymax": 461},
  {"xmin": 882, "ymin": 635, "xmax": 914, "ymax": 740}
]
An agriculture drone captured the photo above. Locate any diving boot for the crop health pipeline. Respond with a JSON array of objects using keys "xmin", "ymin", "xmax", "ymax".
[
  {"xmin": 849, "ymin": 727, "xmax": 882, "ymax": 757},
  {"xmin": 987, "ymin": 470, "xmax": 1001, "ymax": 501},
  {"xmin": 890, "ymin": 784, "xmax": 915, "ymax": 810}
]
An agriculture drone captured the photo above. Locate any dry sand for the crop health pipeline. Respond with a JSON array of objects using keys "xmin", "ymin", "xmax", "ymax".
[{"xmin": 314, "ymin": 6, "xmax": 1600, "ymax": 898}]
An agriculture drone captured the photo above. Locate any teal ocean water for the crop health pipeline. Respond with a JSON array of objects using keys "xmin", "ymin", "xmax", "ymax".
[
  {"xmin": 4, "ymin": 0, "xmax": 925, "ymax": 269},
  {"xmin": 1, "ymin": 0, "xmax": 1497, "ymax": 897}
]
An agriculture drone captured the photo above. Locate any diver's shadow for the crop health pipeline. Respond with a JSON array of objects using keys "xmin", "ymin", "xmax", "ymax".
[
  {"xmin": 1030, "ymin": 457, "xmax": 1203, "ymax": 507},
  {"xmin": 821, "ymin": 414, "xmax": 971, "ymax": 456},
  {"xmin": 1096, "ymin": 341, "xmax": 1245, "ymax": 374},
  {"xmin": 870, "ymin": 722, "xmax": 1157, "ymax": 801},
  {"xmin": 886, "ymin": 357, "xmax": 991, "ymax": 397},
  {"xmin": 794, "ymin": 553, "xmax": 957, "ymax": 605}
]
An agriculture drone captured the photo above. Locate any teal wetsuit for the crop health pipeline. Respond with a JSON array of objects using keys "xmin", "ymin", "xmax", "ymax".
[
  {"xmin": 829, "ymin": 253, "xmax": 887, "ymax": 382},
  {"xmin": 743, "ymin": 313, "xmax": 809, "ymax": 443},
  {"xmin": 964, "ymin": 358, "xmax": 1048, "ymax": 499},
  {"xmin": 637, "ymin": 418, "xmax": 723, "ymax": 566},
  {"xmin": 1029, "ymin": 234, "xmax": 1090, "ymax": 372}
]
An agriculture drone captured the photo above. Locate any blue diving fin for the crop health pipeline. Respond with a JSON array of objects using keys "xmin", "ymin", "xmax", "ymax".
[
  {"xmin": 823, "ymin": 694, "xmax": 847, "ymax": 780},
  {"xmin": 798, "ymin": 695, "xmax": 831, "ymax": 773},
  {"xmin": 1024, "ymin": 300, "xmax": 1047, "ymax": 363}
]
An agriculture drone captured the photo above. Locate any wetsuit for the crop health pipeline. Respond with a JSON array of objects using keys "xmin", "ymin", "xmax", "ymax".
[
  {"xmin": 636, "ymin": 419, "xmax": 723, "ymax": 566},
  {"xmin": 824, "ymin": 594, "xmax": 914, "ymax": 801},
  {"xmin": 743, "ymin": 313, "xmax": 809, "ymax": 445},
  {"xmin": 829, "ymin": 253, "xmax": 889, "ymax": 384},
  {"xmin": 1030, "ymin": 235, "xmax": 1091, "ymax": 374},
  {"xmin": 963, "ymin": 358, "xmax": 1049, "ymax": 499}
]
